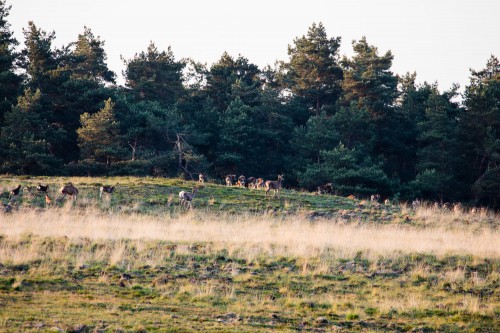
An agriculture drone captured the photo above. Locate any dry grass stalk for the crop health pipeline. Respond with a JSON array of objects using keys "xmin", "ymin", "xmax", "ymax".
[{"xmin": 0, "ymin": 209, "xmax": 498, "ymax": 264}]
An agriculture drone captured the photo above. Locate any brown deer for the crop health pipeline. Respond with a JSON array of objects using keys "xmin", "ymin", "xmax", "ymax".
[
  {"xmin": 317, "ymin": 183, "xmax": 333, "ymax": 195},
  {"xmin": 225, "ymin": 174, "xmax": 236, "ymax": 186},
  {"xmin": 370, "ymin": 194, "xmax": 380, "ymax": 203},
  {"xmin": 37, "ymin": 184, "xmax": 49, "ymax": 193},
  {"xmin": 99, "ymin": 185, "xmax": 115, "ymax": 199},
  {"xmin": 265, "ymin": 175, "xmax": 284, "ymax": 198},
  {"xmin": 199, "ymin": 173, "xmax": 207, "ymax": 183},
  {"xmin": 246, "ymin": 177, "xmax": 257, "ymax": 189},
  {"xmin": 9, "ymin": 185, "xmax": 21, "ymax": 199},
  {"xmin": 179, "ymin": 187, "xmax": 199, "ymax": 209},
  {"xmin": 237, "ymin": 175, "xmax": 246, "ymax": 187},
  {"xmin": 256, "ymin": 178, "xmax": 265, "ymax": 189},
  {"xmin": 60, "ymin": 183, "xmax": 79, "ymax": 200}
]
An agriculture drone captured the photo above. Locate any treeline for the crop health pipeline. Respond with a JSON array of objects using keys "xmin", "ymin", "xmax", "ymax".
[{"xmin": 0, "ymin": 2, "xmax": 499, "ymax": 206}]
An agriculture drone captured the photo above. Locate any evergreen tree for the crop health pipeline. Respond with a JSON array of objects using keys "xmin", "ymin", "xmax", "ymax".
[
  {"xmin": 341, "ymin": 37, "xmax": 398, "ymax": 118},
  {"xmin": 392, "ymin": 73, "xmax": 432, "ymax": 183},
  {"xmin": 299, "ymin": 143, "xmax": 392, "ymax": 195},
  {"xmin": 0, "ymin": 0, "xmax": 22, "ymax": 123},
  {"xmin": 21, "ymin": 21, "xmax": 58, "ymax": 89},
  {"xmin": 459, "ymin": 56, "xmax": 500, "ymax": 205},
  {"xmin": 77, "ymin": 98, "xmax": 124, "ymax": 166},
  {"xmin": 206, "ymin": 52, "xmax": 261, "ymax": 112},
  {"xmin": 71, "ymin": 26, "xmax": 115, "ymax": 83},
  {"xmin": 123, "ymin": 42, "xmax": 185, "ymax": 107},
  {"xmin": 288, "ymin": 113, "xmax": 340, "ymax": 179},
  {"xmin": 0, "ymin": 88, "xmax": 61, "ymax": 174},
  {"xmin": 283, "ymin": 22, "xmax": 343, "ymax": 114},
  {"xmin": 213, "ymin": 98, "xmax": 262, "ymax": 175},
  {"xmin": 340, "ymin": 37, "xmax": 399, "ymax": 182},
  {"xmin": 413, "ymin": 85, "xmax": 463, "ymax": 201}
]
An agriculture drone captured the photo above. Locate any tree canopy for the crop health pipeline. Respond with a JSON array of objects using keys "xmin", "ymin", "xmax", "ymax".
[{"xmin": 0, "ymin": 8, "xmax": 498, "ymax": 207}]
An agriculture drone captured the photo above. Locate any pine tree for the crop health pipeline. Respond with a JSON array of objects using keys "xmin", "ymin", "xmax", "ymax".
[
  {"xmin": 283, "ymin": 22, "xmax": 343, "ymax": 114},
  {"xmin": 71, "ymin": 26, "xmax": 115, "ymax": 83},
  {"xmin": 206, "ymin": 52, "xmax": 261, "ymax": 112},
  {"xmin": 413, "ymin": 85, "xmax": 463, "ymax": 201},
  {"xmin": 0, "ymin": 88, "xmax": 61, "ymax": 174},
  {"xmin": 0, "ymin": 0, "xmax": 22, "ymax": 123},
  {"xmin": 341, "ymin": 37, "xmax": 398, "ymax": 119},
  {"xmin": 21, "ymin": 21, "xmax": 57, "ymax": 89},
  {"xmin": 299, "ymin": 143, "xmax": 392, "ymax": 195},
  {"xmin": 123, "ymin": 42, "xmax": 185, "ymax": 107},
  {"xmin": 459, "ymin": 56, "xmax": 500, "ymax": 205},
  {"xmin": 77, "ymin": 98, "xmax": 124, "ymax": 166}
]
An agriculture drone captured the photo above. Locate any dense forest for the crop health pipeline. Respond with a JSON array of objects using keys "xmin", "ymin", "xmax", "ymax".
[{"xmin": 0, "ymin": 2, "xmax": 499, "ymax": 206}]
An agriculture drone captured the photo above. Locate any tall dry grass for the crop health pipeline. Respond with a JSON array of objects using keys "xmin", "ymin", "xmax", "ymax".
[{"xmin": 0, "ymin": 207, "xmax": 498, "ymax": 264}]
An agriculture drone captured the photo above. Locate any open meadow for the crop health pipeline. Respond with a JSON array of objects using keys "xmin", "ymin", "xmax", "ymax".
[{"xmin": 0, "ymin": 176, "xmax": 499, "ymax": 332}]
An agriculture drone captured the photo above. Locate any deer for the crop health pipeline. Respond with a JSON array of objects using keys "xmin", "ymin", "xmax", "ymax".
[
  {"xmin": 179, "ymin": 187, "xmax": 199, "ymax": 209},
  {"xmin": 60, "ymin": 183, "xmax": 79, "ymax": 200},
  {"xmin": 256, "ymin": 178, "xmax": 265, "ymax": 189},
  {"xmin": 246, "ymin": 177, "xmax": 257, "ymax": 189},
  {"xmin": 237, "ymin": 175, "xmax": 246, "ymax": 187},
  {"xmin": 317, "ymin": 183, "xmax": 333, "ymax": 195},
  {"xmin": 99, "ymin": 185, "xmax": 115, "ymax": 199},
  {"xmin": 199, "ymin": 173, "xmax": 207, "ymax": 183},
  {"xmin": 370, "ymin": 194, "xmax": 380, "ymax": 203},
  {"xmin": 265, "ymin": 175, "xmax": 284, "ymax": 198},
  {"xmin": 37, "ymin": 184, "xmax": 49, "ymax": 193},
  {"xmin": 9, "ymin": 185, "xmax": 21, "ymax": 199},
  {"xmin": 225, "ymin": 174, "xmax": 236, "ymax": 186}
]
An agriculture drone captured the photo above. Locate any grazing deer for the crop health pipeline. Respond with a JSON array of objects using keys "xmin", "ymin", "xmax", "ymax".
[
  {"xmin": 384, "ymin": 198, "xmax": 390, "ymax": 205},
  {"xmin": 256, "ymin": 178, "xmax": 265, "ymax": 189},
  {"xmin": 265, "ymin": 175, "xmax": 284, "ymax": 198},
  {"xmin": 370, "ymin": 194, "xmax": 380, "ymax": 203},
  {"xmin": 225, "ymin": 174, "xmax": 236, "ymax": 186},
  {"xmin": 179, "ymin": 187, "xmax": 199, "ymax": 209},
  {"xmin": 99, "ymin": 185, "xmax": 115, "ymax": 199},
  {"xmin": 246, "ymin": 177, "xmax": 257, "ymax": 189},
  {"xmin": 317, "ymin": 183, "xmax": 333, "ymax": 195},
  {"xmin": 199, "ymin": 173, "xmax": 207, "ymax": 183},
  {"xmin": 237, "ymin": 175, "xmax": 246, "ymax": 187},
  {"xmin": 37, "ymin": 184, "xmax": 49, "ymax": 192},
  {"xmin": 9, "ymin": 185, "xmax": 21, "ymax": 199},
  {"xmin": 60, "ymin": 183, "xmax": 79, "ymax": 200}
]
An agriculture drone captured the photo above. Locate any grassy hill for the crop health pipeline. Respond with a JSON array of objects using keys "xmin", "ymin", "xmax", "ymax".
[
  {"xmin": 0, "ymin": 175, "xmax": 403, "ymax": 221},
  {"xmin": 0, "ymin": 176, "xmax": 498, "ymax": 332}
]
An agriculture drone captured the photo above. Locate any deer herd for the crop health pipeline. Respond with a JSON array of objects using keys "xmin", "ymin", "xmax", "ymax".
[
  {"xmin": 222, "ymin": 174, "xmax": 284, "ymax": 198},
  {"xmin": 1, "ymin": 174, "xmax": 468, "ymax": 213}
]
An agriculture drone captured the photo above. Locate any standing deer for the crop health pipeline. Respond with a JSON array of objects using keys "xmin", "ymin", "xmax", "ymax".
[
  {"xmin": 370, "ymin": 194, "xmax": 380, "ymax": 203},
  {"xmin": 179, "ymin": 187, "xmax": 199, "ymax": 209},
  {"xmin": 265, "ymin": 175, "xmax": 284, "ymax": 198},
  {"xmin": 199, "ymin": 173, "xmax": 207, "ymax": 183},
  {"xmin": 60, "ymin": 183, "xmax": 79, "ymax": 200},
  {"xmin": 317, "ymin": 183, "xmax": 333, "ymax": 195},
  {"xmin": 237, "ymin": 175, "xmax": 246, "ymax": 187},
  {"xmin": 37, "ymin": 184, "xmax": 49, "ymax": 193},
  {"xmin": 99, "ymin": 185, "xmax": 115, "ymax": 199},
  {"xmin": 256, "ymin": 178, "xmax": 265, "ymax": 189},
  {"xmin": 225, "ymin": 174, "xmax": 236, "ymax": 186}
]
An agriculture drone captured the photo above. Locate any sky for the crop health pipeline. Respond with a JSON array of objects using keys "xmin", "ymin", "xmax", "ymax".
[{"xmin": 6, "ymin": 0, "xmax": 500, "ymax": 91}]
